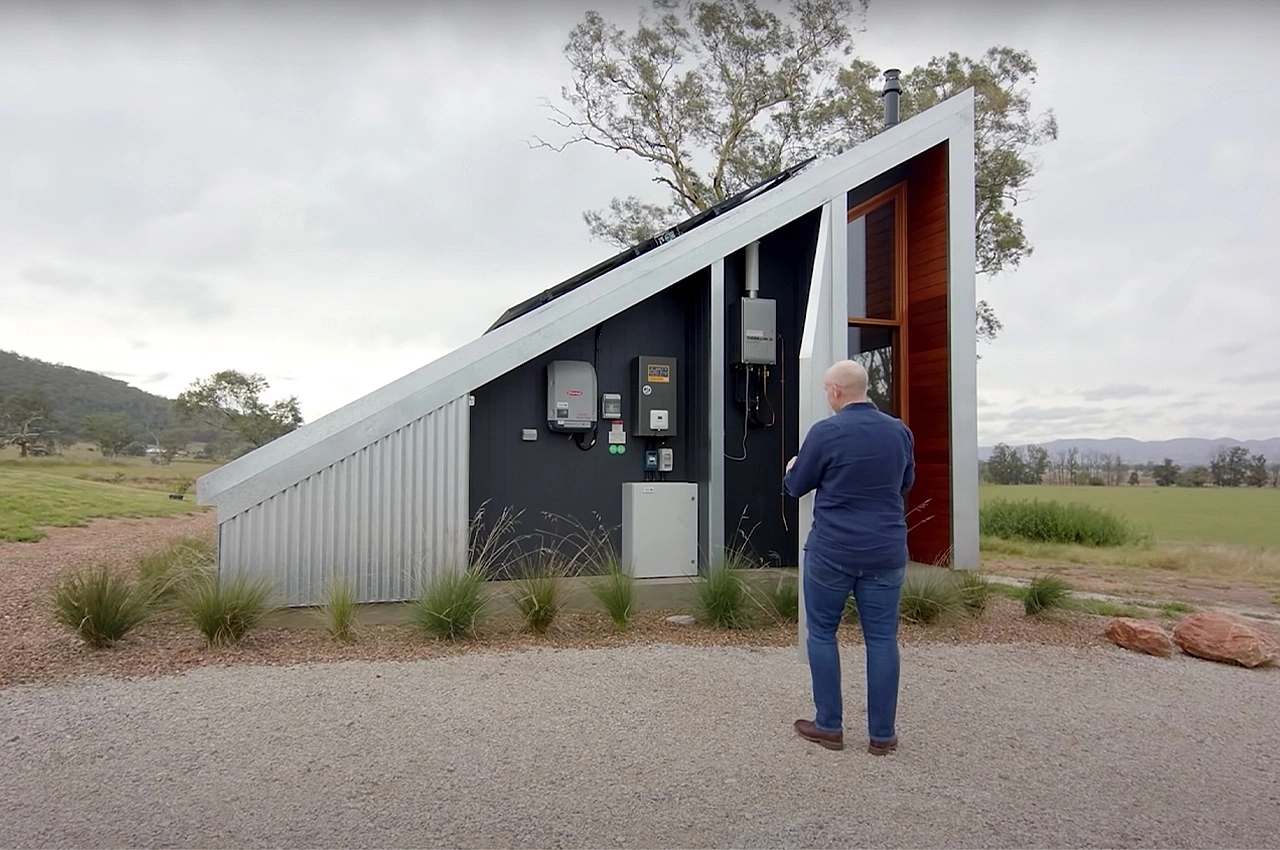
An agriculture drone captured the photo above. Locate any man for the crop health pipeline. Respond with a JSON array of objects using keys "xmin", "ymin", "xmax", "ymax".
[{"xmin": 783, "ymin": 359, "xmax": 915, "ymax": 755}]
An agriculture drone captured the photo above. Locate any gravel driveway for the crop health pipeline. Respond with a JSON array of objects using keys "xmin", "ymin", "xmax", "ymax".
[{"xmin": 1, "ymin": 642, "xmax": 1277, "ymax": 849}]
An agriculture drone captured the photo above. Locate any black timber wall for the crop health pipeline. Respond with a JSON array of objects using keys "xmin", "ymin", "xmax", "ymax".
[
  {"xmin": 721, "ymin": 210, "xmax": 820, "ymax": 565},
  {"xmin": 470, "ymin": 271, "xmax": 710, "ymax": 565},
  {"xmin": 469, "ymin": 208, "xmax": 820, "ymax": 570}
]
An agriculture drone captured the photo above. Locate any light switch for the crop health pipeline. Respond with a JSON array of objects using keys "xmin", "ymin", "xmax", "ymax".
[{"xmin": 649, "ymin": 409, "xmax": 669, "ymax": 431}]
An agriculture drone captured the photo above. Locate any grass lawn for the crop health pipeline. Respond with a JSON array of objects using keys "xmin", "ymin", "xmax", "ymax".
[
  {"xmin": 0, "ymin": 469, "xmax": 207, "ymax": 542},
  {"xmin": 0, "ymin": 444, "xmax": 219, "ymax": 493},
  {"xmin": 981, "ymin": 484, "xmax": 1280, "ymax": 548}
]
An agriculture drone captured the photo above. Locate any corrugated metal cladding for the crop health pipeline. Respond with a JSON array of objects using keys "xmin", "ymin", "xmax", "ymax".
[{"xmin": 218, "ymin": 395, "xmax": 469, "ymax": 606}]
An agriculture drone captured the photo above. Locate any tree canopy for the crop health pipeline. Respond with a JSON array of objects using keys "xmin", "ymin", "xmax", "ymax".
[
  {"xmin": 538, "ymin": 0, "xmax": 1057, "ymax": 340},
  {"xmin": 173, "ymin": 370, "xmax": 303, "ymax": 453}
]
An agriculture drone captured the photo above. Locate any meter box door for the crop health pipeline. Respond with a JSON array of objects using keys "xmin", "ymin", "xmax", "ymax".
[
  {"xmin": 546, "ymin": 360, "xmax": 598, "ymax": 432},
  {"xmin": 622, "ymin": 482, "xmax": 698, "ymax": 579},
  {"xmin": 633, "ymin": 355, "xmax": 677, "ymax": 437}
]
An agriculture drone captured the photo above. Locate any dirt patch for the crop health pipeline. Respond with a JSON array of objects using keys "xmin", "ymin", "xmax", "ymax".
[{"xmin": 984, "ymin": 556, "xmax": 1280, "ymax": 614}]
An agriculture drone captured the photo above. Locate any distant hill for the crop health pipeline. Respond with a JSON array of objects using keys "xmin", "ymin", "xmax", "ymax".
[
  {"xmin": 980, "ymin": 437, "xmax": 1280, "ymax": 467},
  {"xmin": 0, "ymin": 349, "xmax": 174, "ymax": 440}
]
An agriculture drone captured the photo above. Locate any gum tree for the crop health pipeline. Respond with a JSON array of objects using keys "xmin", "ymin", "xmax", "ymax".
[{"xmin": 536, "ymin": 0, "xmax": 1057, "ymax": 341}]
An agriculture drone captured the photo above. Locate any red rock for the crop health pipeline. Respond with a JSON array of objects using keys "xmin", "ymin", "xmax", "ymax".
[
  {"xmin": 1172, "ymin": 612, "xmax": 1279, "ymax": 668},
  {"xmin": 1104, "ymin": 618, "xmax": 1175, "ymax": 657}
]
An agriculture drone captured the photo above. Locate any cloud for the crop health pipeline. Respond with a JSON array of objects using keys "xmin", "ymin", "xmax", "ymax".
[
  {"xmin": 1228, "ymin": 370, "xmax": 1280, "ymax": 386},
  {"xmin": 1080, "ymin": 384, "xmax": 1170, "ymax": 401},
  {"xmin": 19, "ymin": 264, "xmax": 99, "ymax": 294},
  {"xmin": 133, "ymin": 275, "xmax": 235, "ymax": 324}
]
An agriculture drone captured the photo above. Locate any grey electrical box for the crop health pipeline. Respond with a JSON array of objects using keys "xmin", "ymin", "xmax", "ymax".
[
  {"xmin": 634, "ymin": 355, "xmax": 677, "ymax": 437},
  {"xmin": 601, "ymin": 392, "xmax": 622, "ymax": 420},
  {"xmin": 732, "ymin": 296, "xmax": 777, "ymax": 365},
  {"xmin": 622, "ymin": 482, "xmax": 698, "ymax": 578},
  {"xmin": 546, "ymin": 360, "xmax": 597, "ymax": 432}
]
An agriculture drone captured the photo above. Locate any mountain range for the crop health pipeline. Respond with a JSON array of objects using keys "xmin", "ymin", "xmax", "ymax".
[{"xmin": 979, "ymin": 437, "xmax": 1280, "ymax": 467}]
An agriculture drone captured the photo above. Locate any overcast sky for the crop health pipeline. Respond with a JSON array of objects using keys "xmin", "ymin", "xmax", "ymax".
[{"xmin": 2, "ymin": 0, "xmax": 1278, "ymax": 445}]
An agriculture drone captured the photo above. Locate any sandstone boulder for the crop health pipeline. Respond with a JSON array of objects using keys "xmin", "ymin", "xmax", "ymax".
[
  {"xmin": 1172, "ymin": 612, "xmax": 1278, "ymax": 668},
  {"xmin": 1104, "ymin": 618, "xmax": 1174, "ymax": 657}
]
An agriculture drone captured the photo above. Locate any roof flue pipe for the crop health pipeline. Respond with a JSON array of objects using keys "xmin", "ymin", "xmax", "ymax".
[
  {"xmin": 745, "ymin": 241, "xmax": 760, "ymax": 298},
  {"xmin": 882, "ymin": 68, "xmax": 901, "ymax": 129}
]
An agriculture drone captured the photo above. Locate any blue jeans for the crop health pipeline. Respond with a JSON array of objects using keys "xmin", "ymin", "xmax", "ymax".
[{"xmin": 804, "ymin": 549, "xmax": 905, "ymax": 742}]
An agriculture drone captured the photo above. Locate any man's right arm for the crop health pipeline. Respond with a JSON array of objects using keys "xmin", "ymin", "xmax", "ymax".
[{"xmin": 783, "ymin": 424, "xmax": 826, "ymax": 498}]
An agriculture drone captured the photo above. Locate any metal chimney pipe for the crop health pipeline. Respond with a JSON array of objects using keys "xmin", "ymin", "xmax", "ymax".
[
  {"xmin": 745, "ymin": 241, "xmax": 760, "ymax": 298},
  {"xmin": 882, "ymin": 68, "xmax": 901, "ymax": 128}
]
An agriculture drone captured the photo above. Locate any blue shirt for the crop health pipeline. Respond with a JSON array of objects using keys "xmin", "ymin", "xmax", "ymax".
[{"xmin": 783, "ymin": 402, "xmax": 915, "ymax": 570}]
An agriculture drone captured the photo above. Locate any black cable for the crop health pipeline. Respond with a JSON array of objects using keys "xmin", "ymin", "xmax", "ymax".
[
  {"xmin": 574, "ymin": 324, "xmax": 603, "ymax": 452},
  {"xmin": 725, "ymin": 366, "xmax": 750, "ymax": 461}
]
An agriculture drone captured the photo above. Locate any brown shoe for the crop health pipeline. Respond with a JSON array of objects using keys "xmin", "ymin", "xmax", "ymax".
[
  {"xmin": 794, "ymin": 719, "xmax": 844, "ymax": 751},
  {"xmin": 868, "ymin": 735, "xmax": 899, "ymax": 756}
]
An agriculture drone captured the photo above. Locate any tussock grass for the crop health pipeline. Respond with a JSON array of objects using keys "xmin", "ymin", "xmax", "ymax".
[
  {"xmin": 511, "ymin": 561, "xmax": 563, "ymax": 635},
  {"xmin": 1024, "ymin": 575, "xmax": 1071, "ymax": 615},
  {"xmin": 51, "ymin": 566, "xmax": 151, "ymax": 647},
  {"xmin": 321, "ymin": 581, "xmax": 358, "ymax": 642},
  {"xmin": 588, "ymin": 565, "xmax": 636, "ymax": 630},
  {"xmin": 957, "ymin": 570, "xmax": 993, "ymax": 615},
  {"xmin": 760, "ymin": 573, "xmax": 799, "ymax": 624},
  {"xmin": 181, "ymin": 574, "xmax": 275, "ymax": 646},
  {"xmin": 696, "ymin": 564, "xmax": 751, "ymax": 629},
  {"xmin": 409, "ymin": 568, "xmax": 487, "ymax": 640},
  {"xmin": 898, "ymin": 570, "xmax": 962, "ymax": 625},
  {"xmin": 981, "ymin": 499, "xmax": 1143, "ymax": 547},
  {"xmin": 136, "ymin": 536, "xmax": 215, "ymax": 603}
]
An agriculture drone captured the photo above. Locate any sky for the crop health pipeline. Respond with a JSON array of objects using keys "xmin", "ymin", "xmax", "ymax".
[{"xmin": 2, "ymin": 0, "xmax": 1278, "ymax": 446}]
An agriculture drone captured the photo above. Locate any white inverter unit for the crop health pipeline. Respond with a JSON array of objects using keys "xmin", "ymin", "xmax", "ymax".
[{"xmin": 621, "ymin": 482, "xmax": 698, "ymax": 579}]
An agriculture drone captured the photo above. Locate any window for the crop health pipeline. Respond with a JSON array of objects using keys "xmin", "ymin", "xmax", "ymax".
[{"xmin": 847, "ymin": 184, "xmax": 907, "ymax": 420}]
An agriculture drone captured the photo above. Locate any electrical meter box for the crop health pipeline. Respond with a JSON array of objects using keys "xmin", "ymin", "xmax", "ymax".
[
  {"xmin": 633, "ymin": 355, "xmax": 677, "ymax": 437},
  {"xmin": 731, "ymin": 296, "xmax": 777, "ymax": 365},
  {"xmin": 622, "ymin": 482, "xmax": 698, "ymax": 578},
  {"xmin": 546, "ymin": 360, "xmax": 598, "ymax": 432}
]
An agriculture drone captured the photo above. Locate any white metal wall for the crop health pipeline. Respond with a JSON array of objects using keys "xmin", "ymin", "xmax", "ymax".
[{"xmin": 217, "ymin": 395, "xmax": 469, "ymax": 606}]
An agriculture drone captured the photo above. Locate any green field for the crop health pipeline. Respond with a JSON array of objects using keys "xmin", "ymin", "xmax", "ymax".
[
  {"xmin": 981, "ymin": 485, "xmax": 1280, "ymax": 549},
  {"xmin": 0, "ymin": 469, "xmax": 207, "ymax": 542}
]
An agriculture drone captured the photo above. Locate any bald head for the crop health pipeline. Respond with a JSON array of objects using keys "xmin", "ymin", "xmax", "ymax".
[{"xmin": 823, "ymin": 360, "xmax": 868, "ymax": 412}]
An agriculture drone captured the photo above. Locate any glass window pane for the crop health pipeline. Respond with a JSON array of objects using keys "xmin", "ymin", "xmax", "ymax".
[
  {"xmin": 846, "ymin": 200, "xmax": 896, "ymax": 320},
  {"xmin": 848, "ymin": 324, "xmax": 896, "ymax": 417}
]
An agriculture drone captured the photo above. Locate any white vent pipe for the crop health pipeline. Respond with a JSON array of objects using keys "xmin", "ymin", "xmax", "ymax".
[{"xmin": 745, "ymin": 241, "xmax": 760, "ymax": 298}]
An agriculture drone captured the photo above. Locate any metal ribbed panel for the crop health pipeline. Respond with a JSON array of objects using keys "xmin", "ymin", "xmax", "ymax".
[{"xmin": 217, "ymin": 395, "xmax": 469, "ymax": 606}]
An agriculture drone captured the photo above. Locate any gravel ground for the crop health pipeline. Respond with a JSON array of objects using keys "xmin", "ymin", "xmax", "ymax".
[{"xmin": 2, "ymin": 643, "xmax": 1277, "ymax": 849}]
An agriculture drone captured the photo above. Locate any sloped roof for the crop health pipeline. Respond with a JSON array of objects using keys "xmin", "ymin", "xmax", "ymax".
[
  {"xmin": 486, "ymin": 156, "xmax": 815, "ymax": 332},
  {"xmin": 197, "ymin": 90, "xmax": 974, "ymax": 520}
]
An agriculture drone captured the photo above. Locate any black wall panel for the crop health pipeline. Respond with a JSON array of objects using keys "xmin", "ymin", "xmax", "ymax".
[
  {"xmin": 470, "ymin": 271, "xmax": 709, "ymax": 562},
  {"xmin": 470, "ymin": 209, "xmax": 820, "ymax": 570},
  {"xmin": 721, "ymin": 210, "xmax": 821, "ymax": 565}
]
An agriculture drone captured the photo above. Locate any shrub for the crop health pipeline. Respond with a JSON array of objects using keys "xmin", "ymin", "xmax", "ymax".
[
  {"xmin": 760, "ymin": 573, "xmax": 799, "ymax": 624},
  {"xmin": 696, "ymin": 564, "xmax": 750, "ymax": 629},
  {"xmin": 588, "ymin": 566, "xmax": 635, "ymax": 630},
  {"xmin": 136, "ymin": 536, "xmax": 215, "ymax": 604},
  {"xmin": 511, "ymin": 569, "xmax": 562, "ymax": 635},
  {"xmin": 898, "ymin": 570, "xmax": 961, "ymax": 625},
  {"xmin": 979, "ymin": 499, "xmax": 1140, "ymax": 547},
  {"xmin": 51, "ymin": 567, "xmax": 151, "ymax": 647},
  {"xmin": 321, "ymin": 580, "xmax": 358, "ymax": 642},
  {"xmin": 1024, "ymin": 575, "xmax": 1070, "ymax": 615},
  {"xmin": 409, "ymin": 568, "xmax": 487, "ymax": 640},
  {"xmin": 181, "ymin": 574, "xmax": 275, "ymax": 646},
  {"xmin": 957, "ymin": 571, "xmax": 993, "ymax": 615}
]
